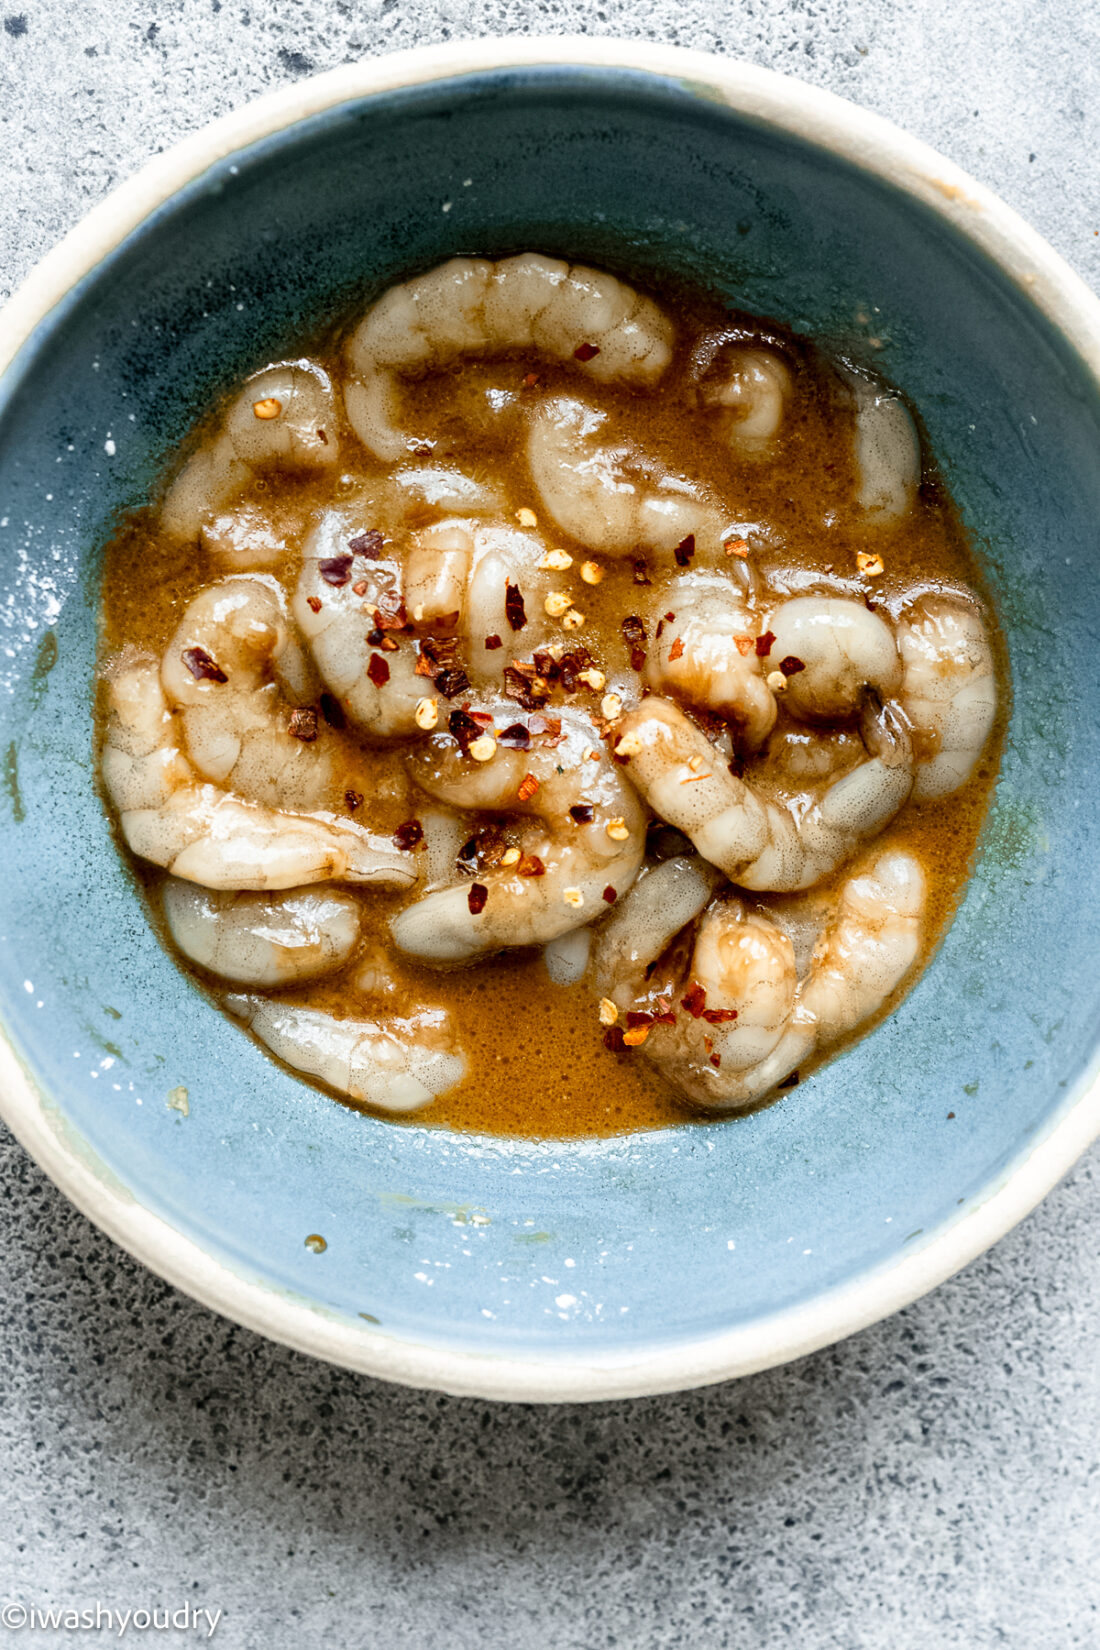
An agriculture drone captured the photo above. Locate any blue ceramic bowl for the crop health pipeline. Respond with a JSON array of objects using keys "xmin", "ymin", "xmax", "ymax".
[{"xmin": 1, "ymin": 40, "xmax": 1098, "ymax": 1400}]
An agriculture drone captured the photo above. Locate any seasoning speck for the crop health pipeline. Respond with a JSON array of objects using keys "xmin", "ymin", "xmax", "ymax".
[
  {"xmin": 857, "ymin": 551, "xmax": 885, "ymax": 576},
  {"xmin": 544, "ymin": 591, "xmax": 572, "ymax": 618},
  {"xmin": 252, "ymin": 397, "xmax": 282, "ymax": 420},
  {"xmin": 393, "ymin": 819, "xmax": 424, "ymax": 851},
  {"xmin": 166, "ymin": 1085, "xmax": 189, "ymax": 1117},
  {"xmin": 182, "ymin": 646, "xmax": 227, "ymax": 684},
  {"xmin": 516, "ymin": 507, "xmax": 539, "ymax": 528},
  {"xmin": 580, "ymin": 560, "xmax": 604, "ymax": 585},
  {"xmin": 468, "ymin": 733, "xmax": 496, "ymax": 763},
  {"xmin": 598, "ymin": 998, "xmax": 619, "ymax": 1025},
  {"xmin": 606, "ymin": 817, "xmax": 630, "ymax": 841},
  {"xmin": 563, "ymin": 887, "xmax": 584, "ymax": 909},
  {"xmin": 367, "ymin": 654, "xmax": 390, "ymax": 687},
  {"xmin": 467, "ymin": 883, "xmax": 488, "ymax": 915},
  {"xmin": 574, "ymin": 342, "xmax": 601, "ymax": 362},
  {"xmin": 304, "ymin": 1233, "xmax": 327, "ymax": 1254},
  {"xmin": 414, "ymin": 696, "xmax": 439, "ymax": 730}
]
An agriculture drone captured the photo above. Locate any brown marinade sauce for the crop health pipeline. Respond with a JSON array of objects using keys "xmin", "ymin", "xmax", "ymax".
[{"xmin": 98, "ymin": 272, "xmax": 1006, "ymax": 1138}]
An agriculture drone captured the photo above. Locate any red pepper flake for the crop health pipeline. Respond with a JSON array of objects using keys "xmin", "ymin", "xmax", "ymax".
[
  {"xmin": 367, "ymin": 654, "xmax": 390, "ymax": 688},
  {"xmin": 348, "ymin": 528, "xmax": 384, "ymax": 558},
  {"xmin": 518, "ymin": 852, "xmax": 546, "ymax": 877},
  {"xmin": 468, "ymin": 710, "xmax": 495, "ymax": 729},
  {"xmin": 484, "ymin": 634, "xmax": 503, "ymax": 651},
  {"xmin": 632, "ymin": 558, "xmax": 651, "ymax": 586},
  {"xmin": 435, "ymin": 667, "xmax": 471, "ymax": 699},
  {"xmin": 702, "ymin": 1007, "xmax": 740, "ymax": 1024},
  {"xmin": 573, "ymin": 341, "xmax": 601, "ymax": 362},
  {"xmin": 602, "ymin": 885, "xmax": 617, "ymax": 904},
  {"xmin": 569, "ymin": 803, "xmax": 595, "ymax": 824},
  {"xmin": 668, "ymin": 636, "xmax": 685, "ymax": 663},
  {"xmin": 498, "ymin": 722, "xmax": 531, "ymax": 750},
  {"xmin": 674, "ymin": 534, "xmax": 696, "ymax": 567},
  {"xmin": 522, "ymin": 371, "xmax": 540, "ymax": 388},
  {"xmin": 709, "ymin": 1052, "xmax": 722, "ymax": 1070},
  {"xmin": 625, "ymin": 1011, "xmax": 653, "ymax": 1029},
  {"xmin": 779, "ymin": 655, "xmax": 806, "ymax": 677},
  {"xmin": 353, "ymin": 580, "xmax": 369, "ymax": 597},
  {"xmin": 725, "ymin": 537, "xmax": 750, "ymax": 558},
  {"xmin": 379, "ymin": 635, "xmax": 399, "ymax": 653},
  {"xmin": 665, "ymin": 611, "xmax": 675, "ymax": 623},
  {"xmin": 778, "ymin": 1070, "xmax": 800, "ymax": 1088},
  {"xmin": 319, "ymin": 693, "xmax": 345, "ymax": 728},
  {"xmin": 755, "ymin": 630, "xmax": 776, "ymax": 658},
  {"xmin": 393, "ymin": 819, "xmax": 424, "ymax": 851},
  {"xmin": 503, "ymin": 665, "xmax": 547, "ymax": 710},
  {"xmin": 372, "ymin": 601, "xmax": 407, "ymax": 631},
  {"xmin": 319, "ymin": 554, "xmax": 353, "ymax": 586},
  {"xmin": 505, "ymin": 582, "xmax": 527, "ymax": 632},
  {"xmin": 651, "ymin": 1010, "xmax": 678, "ymax": 1027},
  {"xmin": 622, "ymin": 615, "xmax": 647, "ymax": 672},
  {"xmin": 467, "ymin": 883, "xmax": 488, "ymax": 915},
  {"xmin": 287, "ymin": 706, "xmax": 319, "ymax": 742},
  {"xmin": 181, "ymin": 646, "xmax": 228, "ymax": 683},
  {"xmin": 734, "ymin": 635, "xmax": 755, "ymax": 657},
  {"xmin": 344, "ymin": 789, "xmax": 363, "ymax": 812},
  {"xmin": 602, "ymin": 1025, "xmax": 626, "ymax": 1053},
  {"xmin": 306, "ymin": 595, "xmax": 322, "ymax": 614},
  {"xmin": 448, "ymin": 707, "xmax": 481, "ymax": 750},
  {"xmin": 517, "ymin": 772, "xmax": 540, "ymax": 803},
  {"xmin": 681, "ymin": 981, "xmax": 707, "ymax": 1018},
  {"xmin": 317, "ymin": 428, "xmax": 328, "ymax": 444}
]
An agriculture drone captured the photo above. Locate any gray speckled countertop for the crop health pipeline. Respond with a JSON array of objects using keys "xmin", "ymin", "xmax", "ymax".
[{"xmin": 1, "ymin": 6, "xmax": 1099, "ymax": 1646}]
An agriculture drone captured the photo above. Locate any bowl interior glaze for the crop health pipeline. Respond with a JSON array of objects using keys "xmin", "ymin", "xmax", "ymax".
[{"xmin": 1, "ymin": 57, "xmax": 1099, "ymax": 1394}]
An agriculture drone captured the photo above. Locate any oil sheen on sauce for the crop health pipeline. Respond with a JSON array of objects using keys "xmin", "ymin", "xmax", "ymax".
[{"xmin": 98, "ymin": 273, "xmax": 1006, "ymax": 1139}]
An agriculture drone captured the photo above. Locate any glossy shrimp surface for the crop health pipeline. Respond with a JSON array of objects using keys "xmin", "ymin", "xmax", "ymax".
[{"xmin": 97, "ymin": 253, "xmax": 1003, "ymax": 1134}]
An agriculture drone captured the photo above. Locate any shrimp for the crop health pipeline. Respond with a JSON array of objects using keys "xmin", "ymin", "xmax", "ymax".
[
  {"xmin": 227, "ymin": 996, "xmax": 465, "ymax": 1113},
  {"xmin": 345, "ymin": 254, "xmax": 675, "ymax": 460},
  {"xmin": 162, "ymin": 576, "xmax": 363, "ymax": 812},
  {"xmin": 101, "ymin": 654, "xmax": 416, "ymax": 891},
  {"xmin": 292, "ymin": 512, "xmax": 559, "ymax": 736},
  {"xmin": 527, "ymin": 397, "xmax": 738, "ymax": 562},
  {"xmin": 292, "ymin": 510, "xmax": 427, "ymax": 740},
  {"xmin": 692, "ymin": 336, "xmax": 793, "ymax": 460},
  {"xmin": 162, "ymin": 361, "xmax": 340, "ymax": 540},
  {"xmin": 593, "ymin": 855, "xmax": 725, "ymax": 1009},
  {"xmin": 647, "ymin": 571, "xmax": 776, "ymax": 749},
  {"xmin": 390, "ymin": 708, "xmax": 646, "ymax": 962},
  {"xmin": 840, "ymin": 367, "xmax": 921, "ymax": 523},
  {"xmin": 765, "ymin": 595, "xmax": 901, "ymax": 721},
  {"xmin": 161, "ymin": 878, "xmax": 362, "ymax": 986},
  {"xmin": 600, "ymin": 849, "xmax": 926, "ymax": 1110},
  {"xmin": 201, "ymin": 505, "xmax": 290, "ymax": 571},
  {"xmin": 613, "ymin": 695, "xmax": 912, "ymax": 891},
  {"xmin": 896, "ymin": 594, "xmax": 997, "ymax": 801}
]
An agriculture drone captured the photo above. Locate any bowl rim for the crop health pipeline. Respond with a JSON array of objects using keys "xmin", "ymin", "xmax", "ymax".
[{"xmin": 2, "ymin": 34, "xmax": 1099, "ymax": 1402}]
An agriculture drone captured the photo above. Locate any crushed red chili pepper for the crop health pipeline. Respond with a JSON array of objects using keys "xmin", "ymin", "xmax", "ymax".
[
  {"xmin": 573, "ymin": 341, "xmax": 601, "ymax": 361},
  {"xmin": 467, "ymin": 883, "xmax": 488, "ymax": 915},
  {"xmin": 674, "ymin": 534, "xmax": 695, "ymax": 567},
  {"xmin": 517, "ymin": 773, "xmax": 540, "ymax": 803},
  {"xmin": 668, "ymin": 636, "xmax": 685, "ymax": 662},
  {"xmin": 287, "ymin": 706, "xmax": 319, "ymax": 742},
  {"xmin": 517, "ymin": 853, "xmax": 546, "ymax": 877},
  {"xmin": 306, "ymin": 595, "xmax": 322, "ymax": 614},
  {"xmin": 779, "ymin": 655, "xmax": 806, "ymax": 677},
  {"xmin": 681, "ymin": 981, "xmax": 707, "ymax": 1018},
  {"xmin": 602, "ymin": 1025, "xmax": 626, "ymax": 1053},
  {"xmin": 181, "ymin": 646, "xmax": 228, "ymax": 683},
  {"xmin": 569, "ymin": 803, "xmax": 595, "ymax": 824},
  {"xmin": 484, "ymin": 634, "xmax": 503, "ymax": 651},
  {"xmin": 497, "ymin": 722, "xmax": 531, "ymax": 750},
  {"xmin": 702, "ymin": 1007, "xmax": 739, "ymax": 1024},
  {"xmin": 344, "ymin": 789, "xmax": 363, "ymax": 812},
  {"xmin": 348, "ymin": 529, "xmax": 384, "ymax": 558},
  {"xmin": 602, "ymin": 885, "xmax": 618, "ymax": 904},
  {"xmin": 755, "ymin": 630, "xmax": 776, "ymax": 658},
  {"xmin": 366, "ymin": 654, "xmax": 390, "ymax": 688},
  {"xmin": 393, "ymin": 819, "xmax": 424, "ymax": 851},
  {"xmin": 505, "ymin": 582, "xmax": 527, "ymax": 632},
  {"xmin": 319, "ymin": 693, "xmax": 345, "ymax": 729},
  {"xmin": 319, "ymin": 555, "xmax": 353, "ymax": 586}
]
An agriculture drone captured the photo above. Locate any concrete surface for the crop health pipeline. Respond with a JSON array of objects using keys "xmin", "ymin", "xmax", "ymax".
[{"xmin": 1, "ymin": 3, "xmax": 1099, "ymax": 1646}]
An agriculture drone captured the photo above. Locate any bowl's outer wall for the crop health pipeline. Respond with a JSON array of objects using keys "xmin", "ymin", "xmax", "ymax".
[{"xmin": 1, "ymin": 68, "xmax": 1098, "ymax": 1363}]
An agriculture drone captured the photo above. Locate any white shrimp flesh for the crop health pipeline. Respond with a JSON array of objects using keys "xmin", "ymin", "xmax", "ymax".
[
  {"xmin": 161, "ymin": 878, "xmax": 362, "ymax": 986},
  {"xmin": 162, "ymin": 361, "xmax": 340, "ymax": 540},
  {"xmin": 841, "ymin": 367, "xmax": 921, "ymax": 523},
  {"xmin": 693, "ymin": 337, "xmax": 792, "ymax": 460},
  {"xmin": 101, "ymin": 654, "xmax": 416, "ymax": 891},
  {"xmin": 390, "ymin": 706, "xmax": 646, "ymax": 961},
  {"xmin": 764, "ymin": 595, "xmax": 901, "ymax": 721},
  {"xmin": 527, "ymin": 396, "xmax": 738, "ymax": 563},
  {"xmin": 647, "ymin": 571, "xmax": 776, "ymax": 749},
  {"xmin": 345, "ymin": 254, "xmax": 675, "ymax": 460},
  {"xmin": 613, "ymin": 695, "xmax": 912, "ymax": 890},
  {"xmin": 897, "ymin": 594, "xmax": 997, "ymax": 801},
  {"xmin": 227, "ymin": 996, "xmax": 465, "ymax": 1113}
]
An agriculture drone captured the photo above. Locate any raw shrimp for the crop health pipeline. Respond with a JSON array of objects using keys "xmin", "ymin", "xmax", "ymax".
[
  {"xmin": 292, "ymin": 510, "xmax": 426, "ymax": 740},
  {"xmin": 593, "ymin": 855, "xmax": 725, "ymax": 1009},
  {"xmin": 293, "ymin": 513, "xmax": 559, "ymax": 736},
  {"xmin": 162, "ymin": 576, "xmax": 359, "ymax": 812},
  {"xmin": 613, "ymin": 695, "xmax": 912, "ymax": 890},
  {"xmin": 161, "ymin": 879, "xmax": 361, "ymax": 986},
  {"xmin": 765, "ymin": 595, "xmax": 901, "ymax": 721},
  {"xmin": 101, "ymin": 654, "xmax": 416, "ymax": 891},
  {"xmin": 693, "ymin": 336, "xmax": 793, "ymax": 460},
  {"xmin": 390, "ymin": 707, "xmax": 646, "ymax": 962},
  {"xmin": 841, "ymin": 367, "xmax": 921, "ymax": 523},
  {"xmin": 647, "ymin": 571, "xmax": 776, "ymax": 748},
  {"xmin": 601, "ymin": 848, "xmax": 926, "ymax": 1109},
  {"xmin": 227, "ymin": 996, "xmax": 466, "ymax": 1113},
  {"xmin": 527, "ymin": 397, "xmax": 737, "ymax": 562},
  {"xmin": 896, "ymin": 594, "xmax": 997, "ymax": 801},
  {"xmin": 201, "ymin": 505, "xmax": 290, "ymax": 571},
  {"xmin": 345, "ymin": 254, "xmax": 675, "ymax": 460},
  {"xmin": 162, "ymin": 361, "xmax": 340, "ymax": 540}
]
